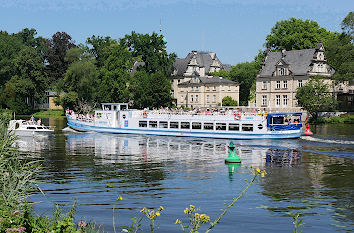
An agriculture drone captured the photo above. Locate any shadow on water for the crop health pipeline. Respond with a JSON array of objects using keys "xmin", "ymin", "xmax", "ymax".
[{"xmin": 17, "ymin": 118, "xmax": 354, "ymax": 233}]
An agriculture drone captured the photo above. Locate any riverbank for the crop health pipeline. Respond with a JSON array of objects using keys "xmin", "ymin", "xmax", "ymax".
[
  {"xmin": 33, "ymin": 109, "xmax": 65, "ymax": 118},
  {"xmin": 316, "ymin": 114, "xmax": 354, "ymax": 124}
]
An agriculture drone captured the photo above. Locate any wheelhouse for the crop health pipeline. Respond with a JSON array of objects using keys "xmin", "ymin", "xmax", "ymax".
[{"xmin": 267, "ymin": 113, "xmax": 302, "ymax": 131}]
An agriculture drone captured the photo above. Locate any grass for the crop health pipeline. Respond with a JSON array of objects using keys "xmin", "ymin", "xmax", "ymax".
[
  {"xmin": 33, "ymin": 109, "xmax": 65, "ymax": 118},
  {"xmin": 315, "ymin": 114, "xmax": 354, "ymax": 124}
]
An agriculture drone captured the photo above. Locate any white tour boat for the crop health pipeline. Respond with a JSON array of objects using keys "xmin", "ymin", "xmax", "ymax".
[
  {"xmin": 8, "ymin": 119, "xmax": 55, "ymax": 137},
  {"xmin": 66, "ymin": 103, "xmax": 303, "ymax": 139}
]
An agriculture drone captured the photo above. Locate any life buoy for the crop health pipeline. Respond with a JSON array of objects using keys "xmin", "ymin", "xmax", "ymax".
[
  {"xmin": 143, "ymin": 112, "xmax": 148, "ymax": 118},
  {"xmin": 234, "ymin": 113, "xmax": 241, "ymax": 120}
]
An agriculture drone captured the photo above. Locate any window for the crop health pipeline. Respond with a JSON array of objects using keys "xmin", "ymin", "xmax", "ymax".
[
  {"xmin": 178, "ymin": 79, "xmax": 181, "ymax": 84},
  {"xmin": 149, "ymin": 121, "xmax": 157, "ymax": 128},
  {"xmin": 195, "ymin": 95, "xmax": 199, "ymax": 103},
  {"xmin": 298, "ymin": 80, "xmax": 303, "ymax": 88},
  {"xmin": 192, "ymin": 122, "xmax": 202, "ymax": 129},
  {"xmin": 196, "ymin": 86, "xmax": 199, "ymax": 91},
  {"xmin": 228, "ymin": 85, "xmax": 231, "ymax": 91},
  {"xmin": 180, "ymin": 96, "xmax": 184, "ymax": 102},
  {"xmin": 283, "ymin": 95, "xmax": 288, "ymax": 106},
  {"xmin": 262, "ymin": 95, "xmax": 267, "ymax": 106},
  {"xmin": 283, "ymin": 80, "xmax": 287, "ymax": 89},
  {"xmin": 207, "ymin": 95, "xmax": 210, "ymax": 102},
  {"xmin": 204, "ymin": 123, "xmax": 214, "ymax": 130},
  {"xmin": 181, "ymin": 122, "xmax": 190, "ymax": 129},
  {"xmin": 191, "ymin": 95, "xmax": 194, "ymax": 102},
  {"xmin": 139, "ymin": 121, "xmax": 147, "ymax": 127},
  {"xmin": 207, "ymin": 86, "xmax": 210, "ymax": 91},
  {"xmin": 213, "ymin": 86, "xmax": 216, "ymax": 91},
  {"xmin": 213, "ymin": 95, "xmax": 216, "ymax": 103},
  {"xmin": 242, "ymin": 124, "xmax": 253, "ymax": 131},
  {"xmin": 276, "ymin": 81, "xmax": 281, "ymax": 89},
  {"xmin": 229, "ymin": 123, "xmax": 239, "ymax": 131},
  {"xmin": 216, "ymin": 123, "xmax": 226, "ymax": 130},
  {"xmin": 262, "ymin": 81, "xmax": 267, "ymax": 90},
  {"xmin": 276, "ymin": 95, "xmax": 281, "ymax": 106},
  {"xmin": 159, "ymin": 121, "xmax": 168, "ymax": 128},
  {"xmin": 191, "ymin": 86, "xmax": 194, "ymax": 91},
  {"xmin": 170, "ymin": 121, "xmax": 179, "ymax": 129}
]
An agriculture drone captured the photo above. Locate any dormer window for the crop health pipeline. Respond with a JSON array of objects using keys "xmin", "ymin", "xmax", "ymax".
[{"xmin": 279, "ymin": 68, "xmax": 286, "ymax": 76}]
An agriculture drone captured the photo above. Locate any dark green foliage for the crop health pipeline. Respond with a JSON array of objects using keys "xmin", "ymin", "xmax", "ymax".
[
  {"xmin": 210, "ymin": 70, "xmax": 230, "ymax": 80},
  {"xmin": 229, "ymin": 62, "xmax": 258, "ymax": 105},
  {"xmin": 265, "ymin": 18, "xmax": 337, "ymax": 51},
  {"xmin": 296, "ymin": 77, "xmax": 337, "ymax": 120},
  {"xmin": 325, "ymin": 34, "xmax": 354, "ymax": 81},
  {"xmin": 222, "ymin": 96, "xmax": 238, "ymax": 106},
  {"xmin": 45, "ymin": 32, "xmax": 77, "ymax": 83},
  {"xmin": 56, "ymin": 91, "xmax": 79, "ymax": 110},
  {"xmin": 86, "ymin": 35, "xmax": 117, "ymax": 68},
  {"xmin": 0, "ymin": 47, "xmax": 48, "ymax": 114},
  {"xmin": 120, "ymin": 31, "xmax": 176, "ymax": 76},
  {"xmin": 130, "ymin": 71, "xmax": 173, "ymax": 109},
  {"xmin": 341, "ymin": 11, "xmax": 354, "ymax": 38}
]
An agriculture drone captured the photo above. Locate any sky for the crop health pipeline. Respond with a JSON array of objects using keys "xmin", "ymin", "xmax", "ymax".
[{"xmin": 0, "ymin": 0, "xmax": 352, "ymax": 65}]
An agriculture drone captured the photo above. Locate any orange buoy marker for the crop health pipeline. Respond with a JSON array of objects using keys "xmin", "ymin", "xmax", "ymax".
[{"xmin": 304, "ymin": 124, "xmax": 313, "ymax": 136}]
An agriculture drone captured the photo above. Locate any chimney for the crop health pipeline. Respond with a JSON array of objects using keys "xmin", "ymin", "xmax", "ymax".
[{"xmin": 281, "ymin": 48, "xmax": 286, "ymax": 58}]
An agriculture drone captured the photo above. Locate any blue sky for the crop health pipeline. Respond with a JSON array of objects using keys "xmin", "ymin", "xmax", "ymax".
[{"xmin": 0, "ymin": 0, "xmax": 352, "ymax": 64}]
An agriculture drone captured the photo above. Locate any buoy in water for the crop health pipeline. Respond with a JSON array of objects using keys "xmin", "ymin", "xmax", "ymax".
[
  {"xmin": 304, "ymin": 124, "xmax": 313, "ymax": 136},
  {"xmin": 225, "ymin": 141, "xmax": 241, "ymax": 163}
]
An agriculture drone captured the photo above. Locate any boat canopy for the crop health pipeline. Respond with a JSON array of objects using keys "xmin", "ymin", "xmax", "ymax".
[{"xmin": 101, "ymin": 103, "xmax": 128, "ymax": 111}]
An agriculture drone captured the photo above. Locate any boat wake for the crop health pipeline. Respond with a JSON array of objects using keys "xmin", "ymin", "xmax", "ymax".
[
  {"xmin": 62, "ymin": 127, "xmax": 81, "ymax": 133},
  {"xmin": 301, "ymin": 136, "xmax": 354, "ymax": 145}
]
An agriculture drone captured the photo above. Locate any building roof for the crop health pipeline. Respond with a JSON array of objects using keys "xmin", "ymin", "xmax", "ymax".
[
  {"xmin": 258, "ymin": 43, "xmax": 335, "ymax": 77},
  {"xmin": 173, "ymin": 51, "xmax": 226, "ymax": 76},
  {"xmin": 178, "ymin": 76, "xmax": 238, "ymax": 86}
]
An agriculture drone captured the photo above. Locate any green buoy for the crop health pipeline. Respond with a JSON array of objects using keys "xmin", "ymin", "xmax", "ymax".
[{"xmin": 225, "ymin": 141, "xmax": 241, "ymax": 163}]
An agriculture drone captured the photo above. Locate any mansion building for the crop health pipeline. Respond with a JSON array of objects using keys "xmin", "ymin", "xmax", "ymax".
[
  {"xmin": 256, "ymin": 42, "xmax": 335, "ymax": 109},
  {"xmin": 171, "ymin": 51, "xmax": 239, "ymax": 108}
]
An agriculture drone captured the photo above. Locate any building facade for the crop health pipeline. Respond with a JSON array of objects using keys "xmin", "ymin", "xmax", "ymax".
[
  {"xmin": 256, "ymin": 42, "xmax": 335, "ymax": 109},
  {"xmin": 171, "ymin": 51, "xmax": 239, "ymax": 108}
]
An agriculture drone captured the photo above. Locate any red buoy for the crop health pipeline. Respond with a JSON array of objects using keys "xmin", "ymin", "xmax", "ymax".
[{"xmin": 304, "ymin": 124, "xmax": 313, "ymax": 136}]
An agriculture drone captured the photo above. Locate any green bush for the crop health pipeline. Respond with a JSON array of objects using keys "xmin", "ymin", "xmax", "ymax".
[{"xmin": 33, "ymin": 109, "xmax": 65, "ymax": 117}]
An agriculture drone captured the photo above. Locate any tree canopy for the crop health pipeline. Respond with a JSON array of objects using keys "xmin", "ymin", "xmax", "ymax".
[
  {"xmin": 296, "ymin": 77, "xmax": 337, "ymax": 120},
  {"xmin": 265, "ymin": 18, "xmax": 337, "ymax": 51}
]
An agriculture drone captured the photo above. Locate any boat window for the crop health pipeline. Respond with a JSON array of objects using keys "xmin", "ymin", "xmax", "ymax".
[
  {"xmin": 242, "ymin": 124, "xmax": 253, "ymax": 131},
  {"xmin": 216, "ymin": 123, "xmax": 226, "ymax": 130},
  {"xmin": 271, "ymin": 117, "xmax": 284, "ymax": 124},
  {"xmin": 139, "ymin": 121, "xmax": 147, "ymax": 127},
  {"xmin": 27, "ymin": 127, "xmax": 36, "ymax": 130},
  {"xmin": 122, "ymin": 114, "xmax": 126, "ymax": 119},
  {"xmin": 192, "ymin": 122, "xmax": 201, "ymax": 129},
  {"xmin": 15, "ymin": 123, "xmax": 19, "ymax": 129},
  {"xmin": 149, "ymin": 121, "xmax": 158, "ymax": 128},
  {"xmin": 170, "ymin": 121, "xmax": 179, "ymax": 129},
  {"xmin": 229, "ymin": 123, "xmax": 239, "ymax": 131},
  {"xmin": 257, "ymin": 124, "xmax": 263, "ymax": 130},
  {"xmin": 37, "ymin": 127, "xmax": 43, "ymax": 129},
  {"xmin": 159, "ymin": 121, "xmax": 168, "ymax": 128},
  {"xmin": 204, "ymin": 123, "xmax": 214, "ymax": 130},
  {"xmin": 181, "ymin": 122, "xmax": 190, "ymax": 129}
]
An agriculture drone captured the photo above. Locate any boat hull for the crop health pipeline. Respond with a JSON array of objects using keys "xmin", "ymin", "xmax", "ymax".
[{"xmin": 67, "ymin": 118, "xmax": 302, "ymax": 139}]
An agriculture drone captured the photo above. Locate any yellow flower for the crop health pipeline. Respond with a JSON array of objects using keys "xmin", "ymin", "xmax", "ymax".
[
  {"xmin": 256, "ymin": 168, "xmax": 261, "ymax": 173},
  {"xmin": 140, "ymin": 208, "xmax": 147, "ymax": 213},
  {"xmin": 195, "ymin": 213, "xmax": 200, "ymax": 220},
  {"xmin": 175, "ymin": 219, "xmax": 181, "ymax": 224},
  {"xmin": 261, "ymin": 173, "xmax": 265, "ymax": 177},
  {"xmin": 158, "ymin": 206, "xmax": 164, "ymax": 211},
  {"xmin": 184, "ymin": 208, "xmax": 189, "ymax": 214},
  {"xmin": 155, "ymin": 212, "xmax": 160, "ymax": 217},
  {"xmin": 189, "ymin": 205, "xmax": 195, "ymax": 210},
  {"xmin": 117, "ymin": 196, "xmax": 123, "ymax": 201}
]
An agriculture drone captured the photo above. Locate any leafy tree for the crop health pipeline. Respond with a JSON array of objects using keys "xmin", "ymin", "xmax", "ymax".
[
  {"xmin": 265, "ymin": 18, "xmax": 337, "ymax": 51},
  {"xmin": 222, "ymin": 96, "xmax": 238, "ymax": 106},
  {"xmin": 120, "ymin": 31, "xmax": 176, "ymax": 76},
  {"xmin": 45, "ymin": 32, "xmax": 76, "ymax": 83},
  {"xmin": 0, "ymin": 47, "xmax": 48, "ymax": 113},
  {"xmin": 0, "ymin": 31, "xmax": 25, "ymax": 87},
  {"xmin": 96, "ymin": 43, "xmax": 134, "ymax": 103},
  {"xmin": 86, "ymin": 35, "xmax": 117, "ymax": 68},
  {"xmin": 130, "ymin": 71, "xmax": 172, "ymax": 109},
  {"xmin": 56, "ymin": 91, "xmax": 79, "ymax": 110},
  {"xmin": 341, "ymin": 11, "xmax": 354, "ymax": 38},
  {"xmin": 296, "ymin": 77, "xmax": 337, "ymax": 120},
  {"xmin": 210, "ymin": 70, "xmax": 230, "ymax": 80},
  {"xmin": 229, "ymin": 62, "xmax": 258, "ymax": 105}
]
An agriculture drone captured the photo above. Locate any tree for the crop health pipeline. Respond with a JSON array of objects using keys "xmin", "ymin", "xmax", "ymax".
[
  {"xmin": 86, "ymin": 35, "xmax": 117, "ymax": 68},
  {"xmin": 45, "ymin": 32, "xmax": 76, "ymax": 83},
  {"xmin": 265, "ymin": 18, "xmax": 337, "ymax": 51},
  {"xmin": 120, "ymin": 31, "xmax": 176, "ymax": 76},
  {"xmin": 222, "ymin": 96, "xmax": 238, "ymax": 106},
  {"xmin": 341, "ymin": 11, "xmax": 354, "ymax": 38},
  {"xmin": 296, "ymin": 77, "xmax": 337, "ymax": 121},
  {"xmin": 0, "ymin": 47, "xmax": 48, "ymax": 113},
  {"xmin": 130, "ymin": 71, "xmax": 173, "ymax": 109},
  {"xmin": 229, "ymin": 62, "xmax": 258, "ymax": 105}
]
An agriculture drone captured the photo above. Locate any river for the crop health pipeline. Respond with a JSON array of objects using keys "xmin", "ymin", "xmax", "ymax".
[{"xmin": 17, "ymin": 118, "xmax": 354, "ymax": 232}]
